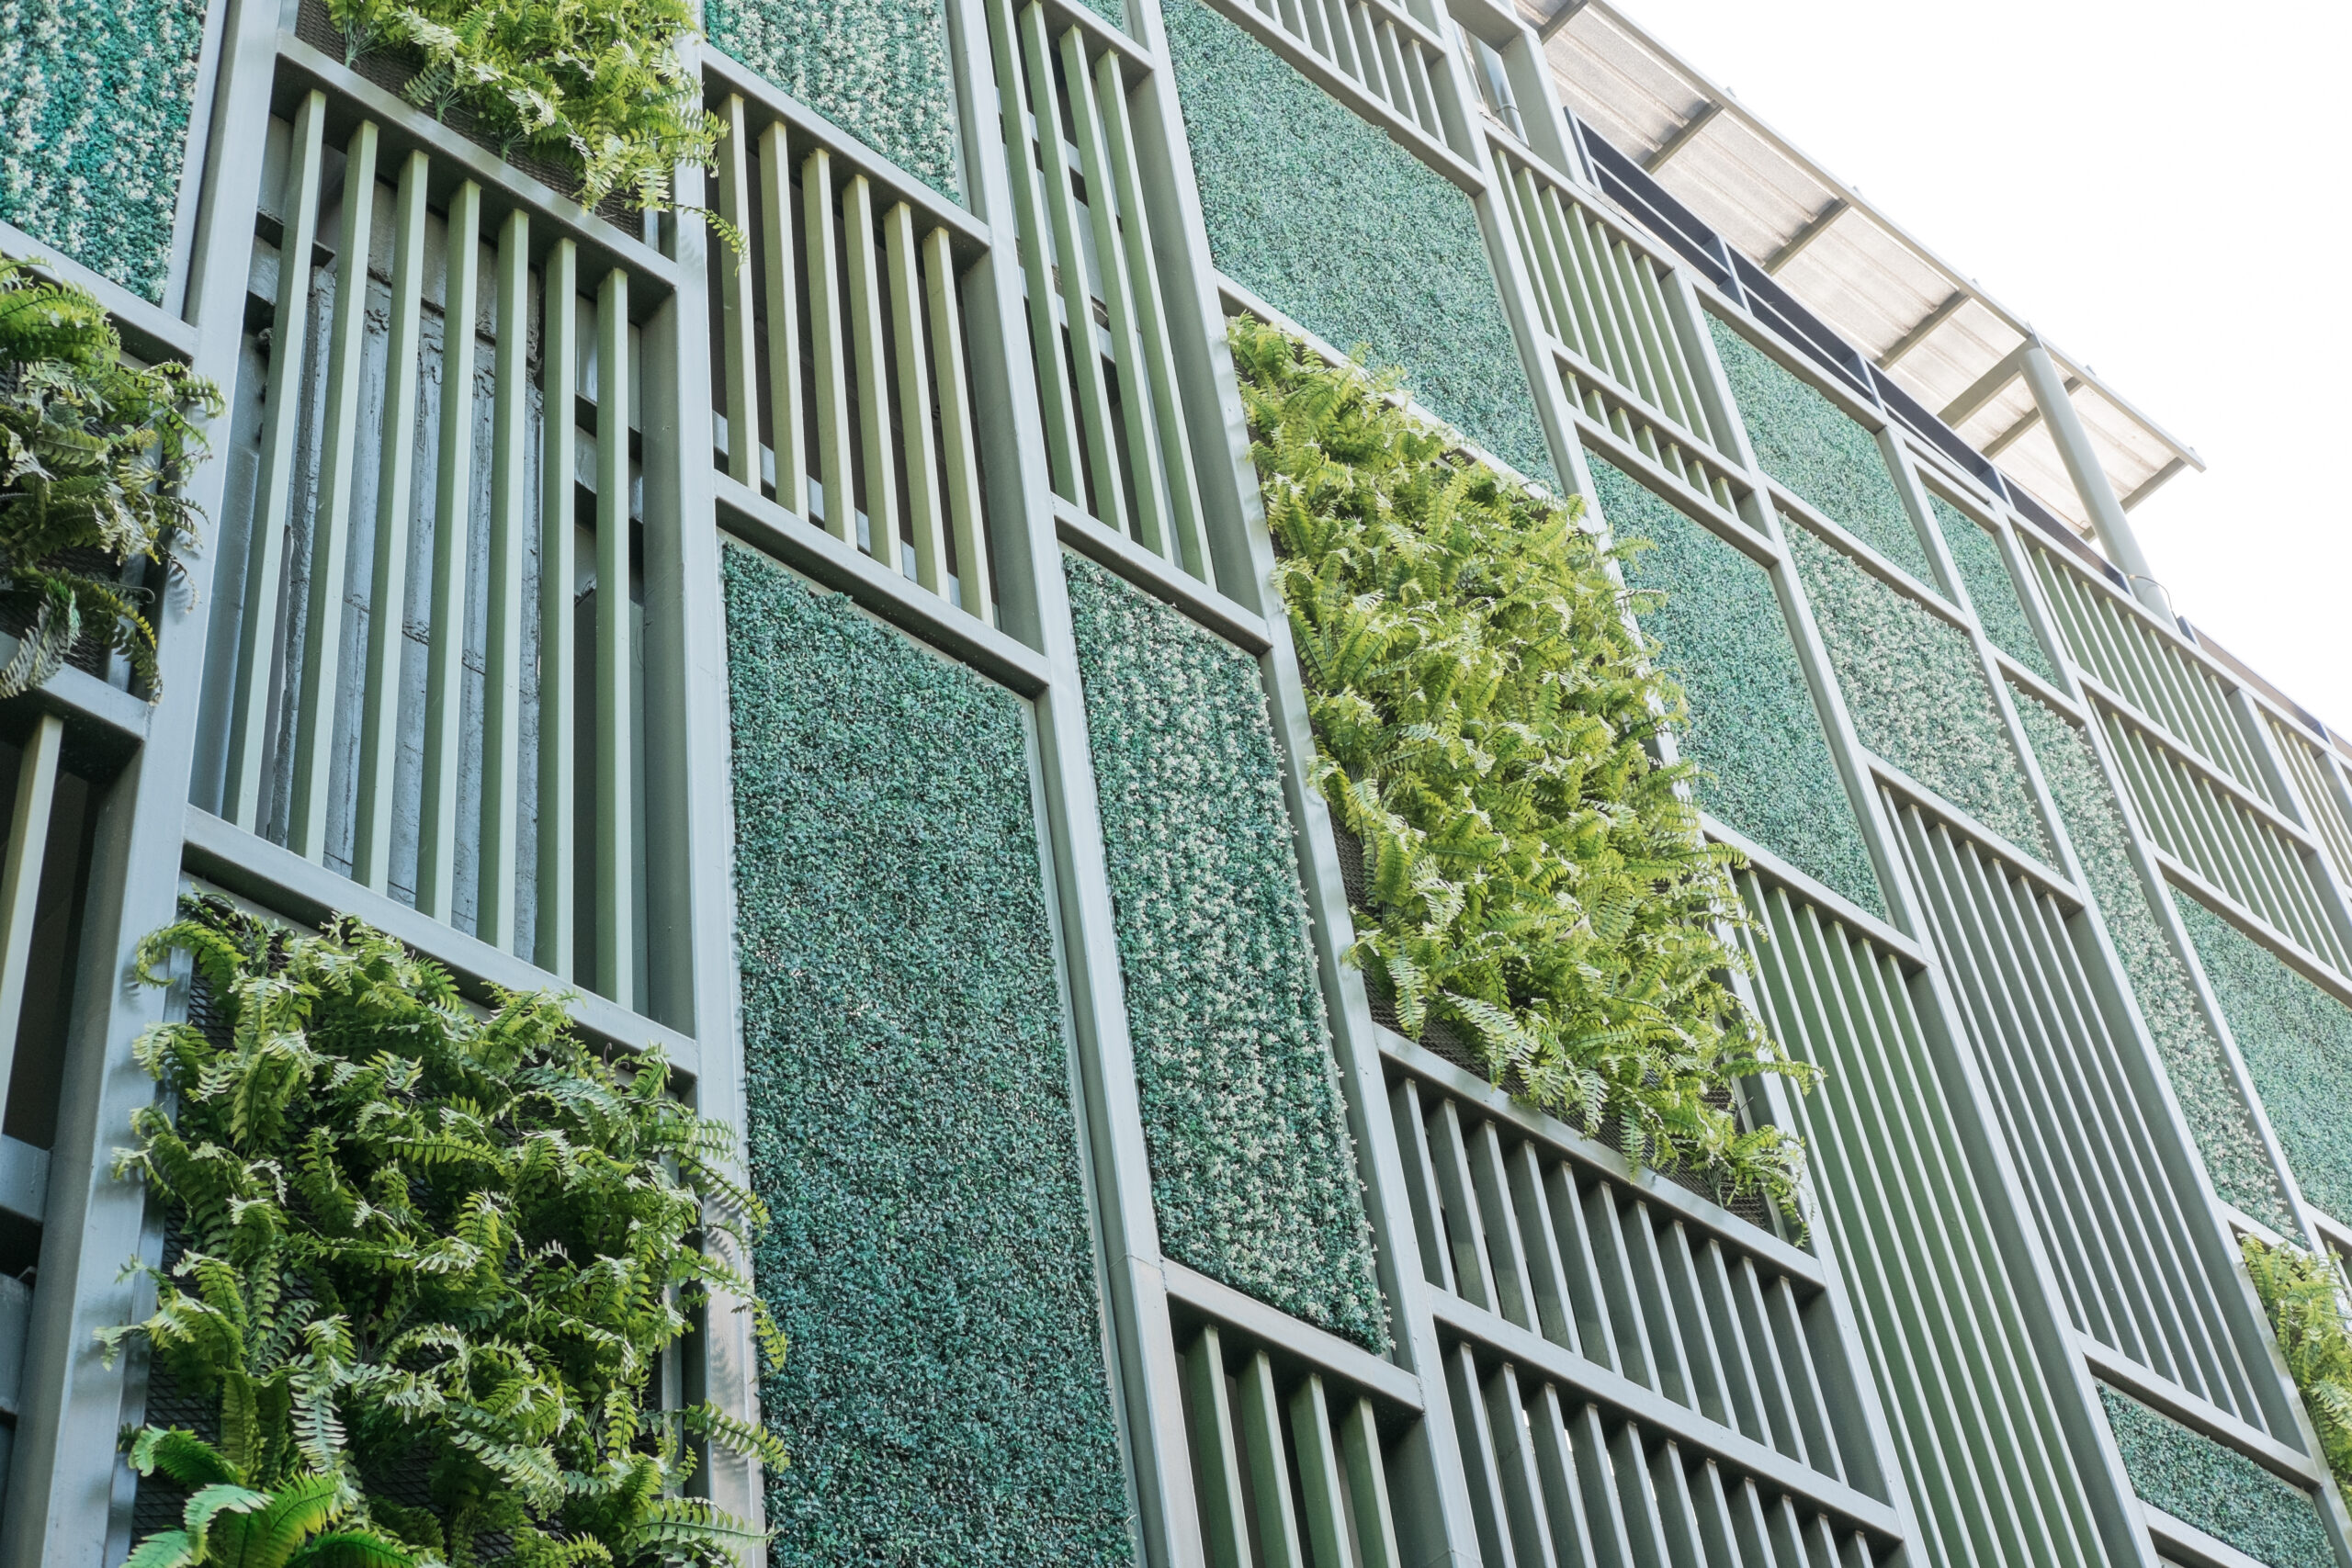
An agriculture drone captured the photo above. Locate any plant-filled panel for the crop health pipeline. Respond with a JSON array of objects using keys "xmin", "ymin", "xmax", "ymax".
[
  {"xmin": 1064, "ymin": 552, "xmax": 1389, "ymax": 1351},
  {"xmin": 725, "ymin": 547, "xmax": 1133, "ymax": 1562},
  {"xmin": 325, "ymin": 0, "xmax": 718, "ymax": 214},
  {"xmin": 2097, "ymin": 1382, "xmax": 2333, "ymax": 1568},
  {"xmin": 1790, "ymin": 521, "xmax": 2052, "ymax": 862},
  {"xmin": 703, "ymin": 0, "xmax": 963, "ymax": 199},
  {"xmin": 2010, "ymin": 688, "xmax": 2293, "ymax": 1230},
  {"xmin": 2243, "ymin": 1237, "xmax": 2352, "ymax": 1503},
  {"xmin": 1234, "ymin": 320, "xmax": 1815, "ymax": 1216},
  {"xmin": 1707, "ymin": 318, "xmax": 1932, "ymax": 585},
  {"xmin": 1161, "ymin": 0, "xmax": 1554, "ymax": 484},
  {"xmin": 1592, "ymin": 450, "xmax": 1883, "ymax": 918},
  {"xmin": 0, "ymin": 255, "xmax": 217, "ymax": 695},
  {"xmin": 0, "ymin": 0, "xmax": 206, "ymax": 301},
  {"xmin": 1929, "ymin": 496, "xmax": 2056, "ymax": 682},
  {"xmin": 113, "ymin": 898, "xmax": 784, "ymax": 1565},
  {"xmin": 2176, "ymin": 887, "xmax": 2352, "ymax": 1229}
]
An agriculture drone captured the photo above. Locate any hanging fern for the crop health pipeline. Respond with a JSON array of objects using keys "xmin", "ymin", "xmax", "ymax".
[
  {"xmin": 0, "ymin": 255, "xmax": 219, "ymax": 698},
  {"xmin": 2244, "ymin": 1236, "xmax": 2352, "ymax": 1496},
  {"xmin": 327, "ymin": 0, "xmax": 718, "ymax": 211},
  {"xmin": 1230, "ymin": 317, "xmax": 1815, "ymax": 1217},
  {"xmin": 105, "ymin": 897, "xmax": 786, "ymax": 1567}
]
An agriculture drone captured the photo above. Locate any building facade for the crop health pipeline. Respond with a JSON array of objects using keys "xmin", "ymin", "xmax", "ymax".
[{"xmin": 0, "ymin": 0, "xmax": 2348, "ymax": 1562}]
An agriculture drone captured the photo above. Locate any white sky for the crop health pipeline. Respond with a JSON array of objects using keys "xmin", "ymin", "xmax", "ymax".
[{"xmin": 1610, "ymin": 0, "xmax": 2352, "ymax": 735}]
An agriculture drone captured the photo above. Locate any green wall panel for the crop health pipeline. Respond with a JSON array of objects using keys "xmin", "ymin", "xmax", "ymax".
[
  {"xmin": 2098, "ymin": 1384, "xmax": 2332, "ymax": 1568},
  {"xmin": 0, "ymin": 0, "xmax": 208, "ymax": 302},
  {"xmin": 2010, "ymin": 689, "xmax": 2292, "ymax": 1228},
  {"xmin": 724, "ymin": 548, "xmax": 1133, "ymax": 1562},
  {"xmin": 2176, "ymin": 888, "xmax": 2352, "ymax": 1227},
  {"xmin": 1162, "ymin": 0, "xmax": 1552, "ymax": 483},
  {"xmin": 1595, "ymin": 450, "xmax": 1883, "ymax": 916},
  {"xmin": 704, "ymin": 0, "xmax": 963, "ymax": 198},
  {"xmin": 1791, "ymin": 522, "xmax": 2051, "ymax": 861},
  {"xmin": 1708, "ymin": 317, "xmax": 1931, "ymax": 583},
  {"xmin": 1065, "ymin": 555, "xmax": 1389, "ymax": 1350},
  {"xmin": 1929, "ymin": 498, "xmax": 2056, "ymax": 682}
]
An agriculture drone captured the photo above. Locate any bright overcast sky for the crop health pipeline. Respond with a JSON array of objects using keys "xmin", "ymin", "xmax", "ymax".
[{"xmin": 1610, "ymin": 0, "xmax": 2352, "ymax": 735}]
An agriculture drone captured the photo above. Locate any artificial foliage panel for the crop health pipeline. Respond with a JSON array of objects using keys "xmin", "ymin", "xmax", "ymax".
[
  {"xmin": 2011, "ymin": 689, "xmax": 2293, "ymax": 1229},
  {"xmin": 1064, "ymin": 553, "xmax": 1390, "ymax": 1350},
  {"xmin": 1790, "ymin": 522, "xmax": 2052, "ymax": 861},
  {"xmin": 1707, "ymin": 317, "xmax": 1932, "ymax": 584},
  {"xmin": 1595, "ymin": 452, "xmax": 1883, "ymax": 916},
  {"xmin": 0, "ymin": 0, "xmax": 208, "ymax": 301},
  {"xmin": 2176, "ymin": 888, "xmax": 2352, "ymax": 1226},
  {"xmin": 2098, "ymin": 1384, "xmax": 2333, "ymax": 1568},
  {"xmin": 704, "ymin": 0, "xmax": 963, "ymax": 198},
  {"xmin": 724, "ymin": 548, "xmax": 1134, "ymax": 1562},
  {"xmin": 1161, "ymin": 0, "xmax": 1553, "ymax": 483},
  {"xmin": 1930, "ymin": 496, "xmax": 2056, "ymax": 681}
]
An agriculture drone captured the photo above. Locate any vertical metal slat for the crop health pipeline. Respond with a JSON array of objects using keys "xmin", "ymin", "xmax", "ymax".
[
  {"xmin": 477, "ymin": 209, "xmax": 531, "ymax": 952},
  {"xmin": 594, "ymin": 267, "xmax": 635, "ymax": 1009},
  {"xmin": 883, "ymin": 204, "xmax": 949, "ymax": 596},
  {"xmin": 418, "ymin": 178, "xmax": 481, "ymax": 922},
  {"xmin": 536, "ymin": 238, "xmax": 579, "ymax": 978},
  {"xmin": 0, "ymin": 714, "xmax": 62, "ymax": 1119},
  {"xmin": 757, "ymin": 121, "xmax": 807, "ymax": 513}
]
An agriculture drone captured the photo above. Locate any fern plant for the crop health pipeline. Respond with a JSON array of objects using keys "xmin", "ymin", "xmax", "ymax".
[
  {"xmin": 0, "ymin": 256, "xmax": 219, "ymax": 698},
  {"xmin": 2244, "ymin": 1236, "xmax": 2352, "ymax": 1495},
  {"xmin": 328, "ymin": 0, "xmax": 718, "ymax": 211},
  {"xmin": 1230, "ymin": 316, "xmax": 1815, "ymax": 1216},
  {"xmin": 106, "ymin": 897, "xmax": 785, "ymax": 1567}
]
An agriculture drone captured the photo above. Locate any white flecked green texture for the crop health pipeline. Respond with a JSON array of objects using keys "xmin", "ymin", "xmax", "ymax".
[{"xmin": 1930, "ymin": 497, "xmax": 2055, "ymax": 682}]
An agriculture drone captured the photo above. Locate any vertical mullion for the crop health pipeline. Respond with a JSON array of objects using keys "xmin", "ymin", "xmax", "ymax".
[
  {"xmin": 757, "ymin": 121, "xmax": 807, "ymax": 513},
  {"xmin": 418, "ymin": 178, "xmax": 481, "ymax": 922},
  {"xmin": 289, "ymin": 118, "xmax": 380, "ymax": 862},
  {"xmin": 1505, "ymin": 1142, "xmax": 1576, "ymax": 1348},
  {"xmin": 0, "ymin": 714, "xmax": 62, "ymax": 1118},
  {"xmin": 803, "ymin": 150, "xmax": 855, "ymax": 541},
  {"xmin": 1287, "ymin": 1375, "xmax": 1352, "ymax": 1568},
  {"xmin": 225, "ymin": 89, "xmax": 325, "ymax": 831},
  {"xmin": 478, "ymin": 209, "xmax": 531, "ymax": 952},
  {"xmin": 1391, "ymin": 1078, "xmax": 1458, "ymax": 1292},
  {"xmin": 1427, "ymin": 1096, "xmax": 1499, "ymax": 1310},
  {"xmin": 594, "ymin": 267, "xmax": 635, "ymax": 1009},
  {"xmin": 1184, "ymin": 1326, "xmax": 1252, "ymax": 1568},
  {"xmin": 716, "ymin": 95, "xmax": 760, "ymax": 488},
  {"xmin": 841, "ymin": 175, "xmax": 900, "ymax": 567},
  {"xmin": 1021, "ymin": 1, "xmax": 1127, "ymax": 534},
  {"xmin": 537, "ymin": 238, "xmax": 579, "ymax": 978},
  {"xmin": 883, "ymin": 203, "xmax": 950, "ymax": 595},
  {"xmin": 984, "ymin": 0, "xmax": 1085, "ymax": 503},
  {"xmin": 922, "ymin": 229, "xmax": 993, "ymax": 622},
  {"xmin": 1467, "ymin": 1120, "xmax": 1534, "ymax": 1329},
  {"xmin": 1096, "ymin": 51, "xmax": 1213, "ymax": 579},
  {"xmin": 1340, "ymin": 1394, "xmax": 1402, "ymax": 1568},
  {"xmin": 354, "ymin": 149, "xmax": 429, "ymax": 893},
  {"xmin": 1065, "ymin": 26, "xmax": 1171, "ymax": 558},
  {"xmin": 1237, "ymin": 1350, "xmax": 1304, "ymax": 1568}
]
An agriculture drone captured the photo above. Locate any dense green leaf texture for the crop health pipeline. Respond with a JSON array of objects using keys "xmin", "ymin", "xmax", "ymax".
[
  {"xmin": 1707, "ymin": 317, "xmax": 1931, "ymax": 583},
  {"xmin": 0, "ymin": 255, "xmax": 220, "ymax": 698},
  {"xmin": 1927, "ymin": 497, "xmax": 2055, "ymax": 681},
  {"xmin": 1065, "ymin": 554, "xmax": 1389, "ymax": 1350},
  {"xmin": 2098, "ymin": 1383, "xmax": 2333, "ymax": 1568},
  {"xmin": 2176, "ymin": 888, "xmax": 2352, "ymax": 1226},
  {"xmin": 1162, "ymin": 0, "xmax": 1553, "ymax": 483},
  {"xmin": 704, "ymin": 0, "xmax": 962, "ymax": 197},
  {"xmin": 2009, "ymin": 689, "xmax": 2291, "ymax": 1227},
  {"xmin": 724, "ymin": 548, "xmax": 1134, "ymax": 1564},
  {"xmin": 1593, "ymin": 452, "xmax": 1883, "ymax": 917},
  {"xmin": 2245, "ymin": 1238, "xmax": 2352, "ymax": 1504},
  {"xmin": 112, "ymin": 897, "xmax": 782, "ymax": 1566},
  {"xmin": 1790, "ymin": 522, "xmax": 2052, "ymax": 861},
  {"xmin": 0, "ymin": 0, "xmax": 205, "ymax": 299},
  {"xmin": 1233, "ymin": 319, "xmax": 1814, "ymax": 1215}
]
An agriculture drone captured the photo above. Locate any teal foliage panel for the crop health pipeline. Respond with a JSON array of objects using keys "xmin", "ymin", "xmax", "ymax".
[
  {"xmin": 704, "ymin": 0, "xmax": 963, "ymax": 199},
  {"xmin": 1929, "ymin": 497, "xmax": 2056, "ymax": 682},
  {"xmin": 1708, "ymin": 317, "xmax": 1932, "ymax": 584},
  {"xmin": 2176, "ymin": 887, "xmax": 2352, "ymax": 1225},
  {"xmin": 1594, "ymin": 452, "xmax": 1883, "ymax": 916},
  {"xmin": 1162, "ymin": 0, "xmax": 1553, "ymax": 484},
  {"xmin": 0, "ymin": 0, "xmax": 209, "ymax": 302},
  {"xmin": 1064, "ymin": 555, "xmax": 1389, "ymax": 1350},
  {"xmin": 724, "ymin": 548, "xmax": 1134, "ymax": 1562},
  {"xmin": 1790, "ymin": 522, "xmax": 2052, "ymax": 861},
  {"xmin": 2098, "ymin": 1384, "xmax": 2332, "ymax": 1568},
  {"xmin": 2010, "ymin": 688, "xmax": 2293, "ymax": 1229}
]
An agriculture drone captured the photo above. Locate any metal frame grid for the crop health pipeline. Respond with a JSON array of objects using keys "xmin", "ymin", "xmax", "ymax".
[{"xmin": 2, "ymin": 0, "xmax": 2351, "ymax": 1562}]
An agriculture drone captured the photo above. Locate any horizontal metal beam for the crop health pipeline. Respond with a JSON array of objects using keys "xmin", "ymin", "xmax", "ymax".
[
  {"xmin": 2074, "ymin": 1332, "xmax": 2321, "ymax": 1490},
  {"xmin": 1644, "ymin": 99, "xmax": 1722, "ymax": 172},
  {"xmin": 1762, "ymin": 197, "xmax": 1849, "ymax": 275},
  {"xmin": 2120, "ymin": 455, "xmax": 2189, "ymax": 513},
  {"xmin": 1938, "ymin": 345, "xmax": 2026, "ymax": 428},
  {"xmin": 1878, "ymin": 289, "xmax": 1968, "ymax": 373},
  {"xmin": 1162, "ymin": 1261, "xmax": 1424, "ymax": 1411}
]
